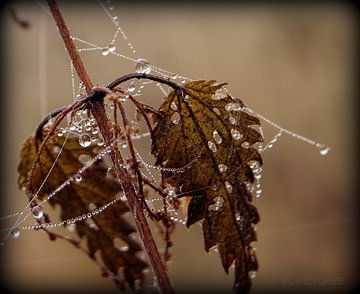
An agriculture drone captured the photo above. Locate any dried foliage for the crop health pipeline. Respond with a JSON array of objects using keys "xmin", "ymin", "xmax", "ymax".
[
  {"xmin": 152, "ymin": 80, "xmax": 263, "ymax": 293},
  {"xmin": 17, "ymin": 131, "xmax": 147, "ymax": 290}
]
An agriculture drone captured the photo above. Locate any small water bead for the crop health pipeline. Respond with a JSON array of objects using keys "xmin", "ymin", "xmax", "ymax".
[
  {"xmin": 121, "ymin": 142, "xmax": 128, "ymax": 149},
  {"xmin": 241, "ymin": 142, "xmax": 250, "ymax": 148},
  {"xmin": 231, "ymin": 129, "xmax": 243, "ymax": 140},
  {"xmin": 10, "ymin": 227, "xmax": 20, "ymax": 239},
  {"xmin": 229, "ymin": 116, "xmax": 237, "ymax": 125},
  {"xmin": 225, "ymin": 103, "xmax": 242, "ymax": 112},
  {"xmin": 213, "ymin": 107, "xmax": 221, "ymax": 116},
  {"xmin": 319, "ymin": 146, "xmax": 330, "ymax": 156},
  {"xmin": 127, "ymin": 83, "xmax": 136, "ymax": 93},
  {"xmin": 171, "ymin": 74, "xmax": 178, "ymax": 79},
  {"xmin": 183, "ymin": 95, "xmax": 190, "ymax": 102},
  {"xmin": 235, "ymin": 212, "xmax": 241, "ymax": 221},
  {"xmin": 218, "ymin": 164, "xmax": 228, "ymax": 173},
  {"xmin": 75, "ymin": 174, "xmax": 83, "ymax": 182},
  {"xmin": 92, "ymin": 129, "xmax": 98, "ymax": 135},
  {"xmin": 225, "ymin": 181, "xmax": 233, "ymax": 193},
  {"xmin": 211, "ymin": 183, "xmax": 219, "ymax": 191},
  {"xmin": 85, "ymin": 125, "xmax": 92, "ymax": 132},
  {"xmin": 101, "ymin": 48, "xmax": 109, "ymax": 56},
  {"xmin": 171, "ymin": 112, "xmax": 181, "ymax": 124},
  {"xmin": 249, "ymin": 271, "xmax": 257, "ymax": 279},
  {"xmin": 214, "ymin": 196, "xmax": 224, "ymax": 208},
  {"xmin": 208, "ymin": 141, "xmax": 217, "ymax": 153},
  {"xmin": 108, "ymin": 44, "xmax": 116, "ymax": 52},
  {"xmin": 97, "ymin": 139, "xmax": 104, "ymax": 146},
  {"xmin": 170, "ymin": 101, "xmax": 178, "ymax": 111},
  {"xmin": 31, "ymin": 205, "xmax": 44, "ymax": 219},
  {"xmin": 212, "ymin": 130, "xmax": 223, "ymax": 144},
  {"xmin": 79, "ymin": 134, "xmax": 91, "ymax": 147},
  {"xmin": 135, "ymin": 58, "xmax": 151, "ymax": 74}
]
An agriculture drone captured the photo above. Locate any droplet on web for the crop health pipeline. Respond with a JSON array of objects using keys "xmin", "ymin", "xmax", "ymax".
[
  {"xmin": 75, "ymin": 174, "xmax": 82, "ymax": 183},
  {"xmin": 225, "ymin": 181, "xmax": 233, "ymax": 193},
  {"xmin": 135, "ymin": 58, "xmax": 151, "ymax": 74},
  {"xmin": 101, "ymin": 48, "xmax": 109, "ymax": 56},
  {"xmin": 108, "ymin": 44, "xmax": 116, "ymax": 52},
  {"xmin": 31, "ymin": 205, "xmax": 44, "ymax": 219},
  {"xmin": 127, "ymin": 83, "xmax": 136, "ymax": 93},
  {"xmin": 319, "ymin": 146, "xmax": 330, "ymax": 156},
  {"xmin": 10, "ymin": 227, "xmax": 20, "ymax": 239}
]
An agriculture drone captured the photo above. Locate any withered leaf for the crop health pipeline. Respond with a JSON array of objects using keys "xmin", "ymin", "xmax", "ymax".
[
  {"xmin": 17, "ymin": 132, "xmax": 147, "ymax": 290},
  {"xmin": 152, "ymin": 80, "xmax": 263, "ymax": 293}
]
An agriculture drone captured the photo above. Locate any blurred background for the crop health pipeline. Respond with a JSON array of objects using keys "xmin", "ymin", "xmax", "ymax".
[{"xmin": 0, "ymin": 1, "xmax": 358, "ymax": 293}]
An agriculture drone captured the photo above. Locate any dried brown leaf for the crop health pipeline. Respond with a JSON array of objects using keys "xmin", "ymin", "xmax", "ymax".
[
  {"xmin": 17, "ymin": 132, "xmax": 147, "ymax": 290},
  {"xmin": 152, "ymin": 80, "xmax": 263, "ymax": 293}
]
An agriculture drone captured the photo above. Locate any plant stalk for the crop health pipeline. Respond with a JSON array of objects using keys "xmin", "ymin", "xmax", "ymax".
[{"xmin": 46, "ymin": 1, "xmax": 173, "ymax": 293}]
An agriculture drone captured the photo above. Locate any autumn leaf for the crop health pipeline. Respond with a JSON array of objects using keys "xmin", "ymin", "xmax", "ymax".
[
  {"xmin": 152, "ymin": 80, "xmax": 263, "ymax": 293},
  {"xmin": 17, "ymin": 131, "xmax": 147, "ymax": 290}
]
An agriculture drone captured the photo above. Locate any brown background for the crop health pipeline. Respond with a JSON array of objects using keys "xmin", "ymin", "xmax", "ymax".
[{"xmin": 1, "ymin": 1, "xmax": 358, "ymax": 293}]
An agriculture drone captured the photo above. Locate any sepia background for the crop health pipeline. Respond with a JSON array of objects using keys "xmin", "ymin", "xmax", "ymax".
[{"xmin": 0, "ymin": 1, "xmax": 358, "ymax": 293}]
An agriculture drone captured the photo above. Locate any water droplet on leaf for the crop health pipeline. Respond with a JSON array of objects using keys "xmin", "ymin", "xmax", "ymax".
[
  {"xmin": 231, "ymin": 129, "xmax": 243, "ymax": 140},
  {"xmin": 212, "ymin": 130, "xmax": 222, "ymax": 144},
  {"xmin": 218, "ymin": 164, "xmax": 227, "ymax": 173},
  {"xmin": 170, "ymin": 101, "xmax": 178, "ymax": 111},
  {"xmin": 127, "ymin": 84, "xmax": 136, "ymax": 93},
  {"xmin": 79, "ymin": 134, "xmax": 91, "ymax": 147},
  {"xmin": 208, "ymin": 141, "xmax": 217, "ymax": 153},
  {"xmin": 171, "ymin": 112, "xmax": 180, "ymax": 124}
]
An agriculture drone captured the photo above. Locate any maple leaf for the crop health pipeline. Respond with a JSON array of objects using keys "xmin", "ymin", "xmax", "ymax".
[
  {"xmin": 17, "ymin": 131, "xmax": 147, "ymax": 290},
  {"xmin": 152, "ymin": 80, "xmax": 263, "ymax": 293}
]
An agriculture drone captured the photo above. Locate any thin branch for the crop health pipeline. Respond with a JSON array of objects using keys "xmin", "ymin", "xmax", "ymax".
[{"xmin": 45, "ymin": 1, "xmax": 174, "ymax": 293}]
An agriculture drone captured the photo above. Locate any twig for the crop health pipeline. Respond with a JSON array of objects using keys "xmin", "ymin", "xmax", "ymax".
[{"xmin": 46, "ymin": 1, "xmax": 173, "ymax": 293}]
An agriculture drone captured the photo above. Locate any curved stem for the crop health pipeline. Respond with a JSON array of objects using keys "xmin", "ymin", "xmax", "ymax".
[{"xmin": 108, "ymin": 73, "xmax": 183, "ymax": 93}]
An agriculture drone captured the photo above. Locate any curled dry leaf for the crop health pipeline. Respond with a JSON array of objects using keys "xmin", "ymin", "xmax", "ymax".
[
  {"xmin": 17, "ymin": 131, "xmax": 147, "ymax": 290},
  {"xmin": 152, "ymin": 80, "xmax": 263, "ymax": 293}
]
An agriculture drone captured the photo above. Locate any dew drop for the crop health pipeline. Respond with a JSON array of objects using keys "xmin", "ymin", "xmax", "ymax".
[
  {"xmin": 213, "ymin": 107, "xmax": 221, "ymax": 116},
  {"xmin": 101, "ymin": 48, "xmax": 109, "ymax": 56},
  {"xmin": 127, "ymin": 84, "xmax": 136, "ymax": 93},
  {"xmin": 171, "ymin": 74, "xmax": 178, "ymax": 79},
  {"xmin": 319, "ymin": 146, "xmax": 330, "ymax": 156},
  {"xmin": 241, "ymin": 142, "xmax": 250, "ymax": 148},
  {"xmin": 225, "ymin": 103, "xmax": 242, "ymax": 112},
  {"xmin": 170, "ymin": 101, "xmax": 178, "ymax": 111},
  {"xmin": 120, "ymin": 193, "xmax": 127, "ymax": 201},
  {"xmin": 208, "ymin": 141, "xmax": 217, "ymax": 153},
  {"xmin": 108, "ymin": 44, "xmax": 116, "ymax": 52},
  {"xmin": 213, "ymin": 92, "xmax": 227, "ymax": 100},
  {"xmin": 79, "ymin": 134, "xmax": 91, "ymax": 147},
  {"xmin": 249, "ymin": 271, "xmax": 257, "ymax": 279},
  {"xmin": 211, "ymin": 183, "xmax": 219, "ymax": 191},
  {"xmin": 97, "ymin": 139, "xmax": 104, "ymax": 146},
  {"xmin": 212, "ymin": 130, "xmax": 223, "ymax": 144},
  {"xmin": 225, "ymin": 181, "xmax": 233, "ymax": 193},
  {"xmin": 75, "ymin": 174, "xmax": 82, "ymax": 182},
  {"xmin": 231, "ymin": 129, "xmax": 243, "ymax": 140},
  {"xmin": 135, "ymin": 58, "xmax": 151, "ymax": 74},
  {"xmin": 171, "ymin": 112, "xmax": 180, "ymax": 124},
  {"xmin": 218, "ymin": 164, "xmax": 227, "ymax": 173},
  {"xmin": 229, "ymin": 116, "xmax": 237, "ymax": 125},
  {"xmin": 31, "ymin": 205, "xmax": 44, "ymax": 219},
  {"xmin": 121, "ymin": 142, "xmax": 128, "ymax": 149},
  {"xmin": 10, "ymin": 227, "xmax": 20, "ymax": 239},
  {"xmin": 235, "ymin": 212, "xmax": 241, "ymax": 221}
]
